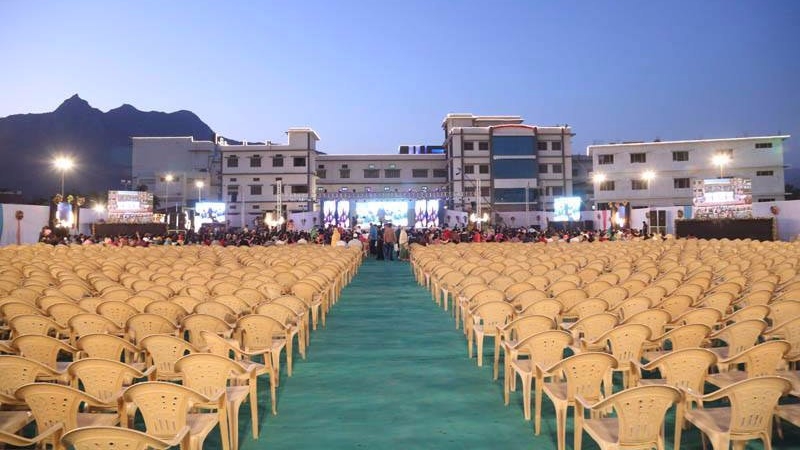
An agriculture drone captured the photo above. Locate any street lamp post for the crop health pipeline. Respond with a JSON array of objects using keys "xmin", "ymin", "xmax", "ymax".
[
  {"xmin": 592, "ymin": 173, "xmax": 606, "ymax": 230},
  {"xmin": 642, "ymin": 170, "xmax": 656, "ymax": 233},
  {"xmin": 195, "ymin": 180, "xmax": 204, "ymax": 203},
  {"xmin": 164, "ymin": 174, "xmax": 173, "ymax": 212},
  {"xmin": 53, "ymin": 156, "xmax": 74, "ymax": 197}
]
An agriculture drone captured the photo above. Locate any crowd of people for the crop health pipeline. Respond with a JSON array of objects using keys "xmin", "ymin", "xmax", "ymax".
[{"xmin": 39, "ymin": 220, "xmax": 667, "ymax": 256}]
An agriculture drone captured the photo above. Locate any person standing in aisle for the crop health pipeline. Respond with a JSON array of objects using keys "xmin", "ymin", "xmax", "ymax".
[
  {"xmin": 383, "ymin": 223, "xmax": 396, "ymax": 261},
  {"xmin": 398, "ymin": 226, "xmax": 409, "ymax": 261}
]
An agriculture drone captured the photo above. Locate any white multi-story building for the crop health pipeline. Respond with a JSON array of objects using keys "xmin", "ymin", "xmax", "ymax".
[
  {"xmin": 315, "ymin": 153, "xmax": 448, "ymax": 196},
  {"xmin": 219, "ymin": 128, "xmax": 320, "ymax": 227},
  {"xmin": 131, "ymin": 136, "xmax": 217, "ymax": 209},
  {"xmin": 442, "ymin": 114, "xmax": 574, "ymax": 215},
  {"xmin": 587, "ymin": 135, "xmax": 790, "ymax": 208}
]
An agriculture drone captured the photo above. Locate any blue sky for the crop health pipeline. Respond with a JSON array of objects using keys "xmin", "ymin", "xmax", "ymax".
[{"xmin": 2, "ymin": 1, "xmax": 799, "ymax": 168}]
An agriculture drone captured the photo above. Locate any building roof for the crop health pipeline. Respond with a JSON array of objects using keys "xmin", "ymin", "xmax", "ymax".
[{"xmin": 587, "ymin": 135, "xmax": 790, "ymax": 154}]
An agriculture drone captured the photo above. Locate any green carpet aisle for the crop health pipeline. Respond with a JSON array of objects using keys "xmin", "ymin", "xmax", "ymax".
[
  {"xmin": 241, "ymin": 259, "xmax": 539, "ymax": 449},
  {"xmin": 232, "ymin": 259, "xmax": 800, "ymax": 450}
]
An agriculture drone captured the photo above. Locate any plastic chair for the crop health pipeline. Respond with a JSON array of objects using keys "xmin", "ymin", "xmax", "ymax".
[
  {"xmin": 235, "ymin": 315, "xmax": 287, "ymax": 379},
  {"xmin": 635, "ymin": 348, "xmax": 718, "ymax": 447},
  {"xmin": 708, "ymin": 319, "xmax": 767, "ymax": 371},
  {"xmin": 140, "ymin": 334, "xmax": 197, "ymax": 381},
  {"xmin": 569, "ymin": 313, "xmax": 618, "ymax": 352},
  {"xmin": 581, "ymin": 323, "xmax": 651, "ymax": 390},
  {"xmin": 519, "ymin": 299, "xmax": 563, "ymax": 322},
  {"xmin": 0, "ymin": 355, "xmax": 62, "ymax": 406},
  {"xmin": 498, "ymin": 315, "xmax": 556, "ymax": 381},
  {"xmin": 176, "ymin": 353, "xmax": 258, "ymax": 450},
  {"xmin": 97, "ymin": 301, "xmax": 139, "ymax": 329},
  {"xmin": 125, "ymin": 313, "xmax": 177, "ymax": 344},
  {"xmin": 181, "ymin": 313, "xmax": 234, "ymax": 348},
  {"xmin": 255, "ymin": 302, "xmax": 305, "ymax": 368},
  {"xmin": 684, "ymin": 376, "xmax": 791, "ymax": 450},
  {"xmin": 575, "ymin": 385, "xmax": 681, "ymax": 450},
  {"xmin": 194, "ymin": 301, "xmax": 238, "ymax": 325},
  {"xmin": 540, "ymin": 352, "xmax": 617, "ymax": 450},
  {"xmin": 62, "ymin": 425, "xmax": 187, "ymax": 450},
  {"xmin": 76, "ymin": 333, "xmax": 143, "ymax": 369},
  {"xmin": 469, "ymin": 300, "xmax": 515, "ymax": 369},
  {"xmin": 145, "ymin": 300, "xmax": 189, "ymax": 324},
  {"xmin": 16, "ymin": 383, "xmax": 119, "ymax": 450},
  {"xmin": 643, "ymin": 324, "xmax": 711, "ymax": 361},
  {"xmin": 707, "ymin": 340, "xmax": 791, "ymax": 389},
  {"xmin": 68, "ymin": 313, "xmax": 123, "ymax": 342},
  {"xmin": 506, "ymin": 330, "xmax": 573, "ymax": 420},
  {"xmin": 12, "ymin": 335, "xmax": 75, "ymax": 378},
  {"xmin": 122, "ymin": 381, "xmax": 229, "ymax": 450}
]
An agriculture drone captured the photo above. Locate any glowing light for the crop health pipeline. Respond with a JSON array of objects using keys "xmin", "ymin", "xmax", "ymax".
[
  {"xmin": 53, "ymin": 156, "xmax": 74, "ymax": 171},
  {"xmin": 641, "ymin": 170, "xmax": 656, "ymax": 182},
  {"xmin": 93, "ymin": 203, "xmax": 105, "ymax": 213},
  {"xmin": 165, "ymin": 173, "xmax": 174, "ymax": 182},
  {"xmin": 194, "ymin": 180, "xmax": 204, "ymax": 189},
  {"xmin": 592, "ymin": 173, "xmax": 606, "ymax": 183}
]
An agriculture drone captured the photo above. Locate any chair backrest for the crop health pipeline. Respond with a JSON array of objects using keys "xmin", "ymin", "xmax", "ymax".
[
  {"xmin": 97, "ymin": 301, "xmax": 139, "ymax": 329},
  {"xmin": 126, "ymin": 313, "xmax": 176, "ymax": 344},
  {"xmin": 504, "ymin": 315, "xmax": 556, "ymax": 342},
  {"xmin": 68, "ymin": 313, "xmax": 121, "ymax": 338},
  {"xmin": 68, "ymin": 358, "xmax": 145, "ymax": 403},
  {"xmin": 144, "ymin": 300, "xmax": 188, "ymax": 323},
  {"xmin": 516, "ymin": 331, "xmax": 573, "ymax": 368},
  {"xmin": 550, "ymin": 352, "xmax": 617, "ymax": 402},
  {"xmin": 9, "ymin": 314, "xmax": 62, "ymax": 338},
  {"xmin": 175, "ymin": 353, "xmax": 248, "ymax": 398},
  {"xmin": 140, "ymin": 334, "xmax": 196, "ymax": 376},
  {"xmin": 765, "ymin": 316, "xmax": 800, "ymax": 362},
  {"xmin": 726, "ymin": 340, "xmax": 790, "ymax": 377},
  {"xmin": 657, "ymin": 295, "xmax": 693, "ymax": 318},
  {"xmin": 123, "ymin": 381, "xmax": 208, "ymax": 437},
  {"xmin": 471, "ymin": 301, "xmax": 515, "ymax": 331},
  {"xmin": 701, "ymin": 291, "xmax": 735, "ymax": 314},
  {"xmin": 724, "ymin": 305, "xmax": 770, "ymax": 324},
  {"xmin": 12, "ymin": 335, "xmax": 74, "ymax": 369},
  {"xmin": 571, "ymin": 313, "xmax": 618, "ymax": 342},
  {"xmin": 468, "ymin": 289, "xmax": 506, "ymax": 308},
  {"xmin": 16, "ymin": 383, "xmax": 99, "ymax": 432},
  {"xmin": 511, "ymin": 289, "xmax": 549, "ymax": 309},
  {"xmin": 566, "ymin": 298, "xmax": 609, "ymax": 320},
  {"xmin": 658, "ymin": 324, "xmax": 711, "ymax": 350},
  {"xmin": 212, "ymin": 294, "xmax": 251, "ymax": 315},
  {"xmin": 675, "ymin": 307, "xmax": 722, "ymax": 328},
  {"xmin": 615, "ymin": 297, "xmax": 652, "ymax": 321},
  {"xmin": 624, "ymin": 309, "xmax": 671, "ymax": 339},
  {"xmin": 180, "ymin": 314, "xmax": 232, "ymax": 347},
  {"xmin": 46, "ymin": 302, "xmax": 87, "ymax": 327},
  {"xmin": 601, "ymin": 323, "xmax": 651, "ymax": 363},
  {"xmin": 644, "ymin": 348, "xmax": 717, "ymax": 392},
  {"xmin": 590, "ymin": 385, "xmax": 681, "ymax": 446},
  {"xmin": 76, "ymin": 333, "xmax": 140, "ymax": 363},
  {"xmin": 62, "ymin": 426, "xmax": 176, "ymax": 450},
  {"xmin": 0, "ymin": 355, "xmax": 59, "ymax": 404},
  {"xmin": 519, "ymin": 299, "xmax": 562, "ymax": 321},
  {"xmin": 711, "ymin": 319, "xmax": 767, "ymax": 355},
  {"xmin": 236, "ymin": 314, "xmax": 285, "ymax": 351},
  {"xmin": 713, "ymin": 376, "xmax": 792, "ymax": 435}
]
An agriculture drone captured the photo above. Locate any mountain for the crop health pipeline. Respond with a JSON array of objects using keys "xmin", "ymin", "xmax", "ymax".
[{"xmin": 0, "ymin": 95, "xmax": 214, "ymax": 202}]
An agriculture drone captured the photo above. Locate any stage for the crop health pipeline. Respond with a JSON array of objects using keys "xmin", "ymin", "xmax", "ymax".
[{"xmin": 674, "ymin": 218, "xmax": 775, "ymax": 241}]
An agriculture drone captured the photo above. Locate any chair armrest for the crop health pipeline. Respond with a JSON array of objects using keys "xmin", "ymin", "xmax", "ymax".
[{"xmin": 162, "ymin": 426, "xmax": 191, "ymax": 447}]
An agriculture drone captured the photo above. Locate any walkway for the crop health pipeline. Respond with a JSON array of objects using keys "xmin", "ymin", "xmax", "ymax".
[{"xmin": 243, "ymin": 259, "xmax": 538, "ymax": 449}]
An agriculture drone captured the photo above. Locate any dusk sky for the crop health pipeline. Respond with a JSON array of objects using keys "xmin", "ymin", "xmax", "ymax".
[{"xmin": 2, "ymin": 1, "xmax": 799, "ymax": 168}]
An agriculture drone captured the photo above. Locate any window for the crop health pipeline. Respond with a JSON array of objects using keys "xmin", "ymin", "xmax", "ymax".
[
  {"xmin": 672, "ymin": 151, "xmax": 689, "ymax": 162},
  {"xmin": 250, "ymin": 185, "xmax": 262, "ymax": 195},
  {"xmin": 539, "ymin": 164, "xmax": 549, "ymax": 174},
  {"xmin": 551, "ymin": 141, "xmax": 562, "ymax": 151},
  {"xmin": 293, "ymin": 157, "xmax": 306, "ymax": 167},
  {"xmin": 598, "ymin": 154, "xmax": 614, "ymax": 165},
  {"xmin": 250, "ymin": 155, "xmax": 261, "ymax": 167},
  {"xmin": 432, "ymin": 169, "xmax": 447, "ymax": 178},
  {"xmin": 227, "ymin": 156, "xmax": 239, "ymax": 168},
  {"xmin": 673, "ymin": 178, "xmax": 691, "ymax": 189},
  {"xmin": 480, "ymin": 187, "xmax": 491, "ymax": 197},
  {"xmin": 758, "ymin": 198, "xmax": 775, "ymax": 202},
  {"xmin": 478, "ymin": 141, "xmax": 489, "ymax": 151},
  {"xmin": 756, "ymin": 170, "xmax": 774, "ymax": 176},
  {"xmin": 252, "ymin": 205, "xmax": 260, "ymax": 209},
  {"xmin": 464, "ymin": 142, "xmax": 474, "ymax": 151},
  {"xmin": 631, "ymin": 179, "xmax": 648, "ymax": 190},
  {"xmin": 292, "ymin": 185, "xmax": 309, "ymax": 194},
  {"xmin": 463, "ymin": 186, "xmax": 476, "ymax": 196},
  {"xmin": 537, "ymin": 141, "xmax": 548, "ymax": 151},
  {"xmin": 384, "ymin": 169, "xmax": 401, "ymax": 178},
  {"xmin": 464, "ymin": 165, "xmax": 475, "ymax": 174},
  {"xmin": 227, "ymin": 185, "xmax": 239, "ymax": 194},
  {"xmin": 229, "ymin": 178, "xmax": 237, "ymax": 182},
  {"xmin": 364, "ymin": 169, "xmax": 380, "ymax": 178},
  {"xmin": 552, "ymin": 163, "xmax": 563, "ymax": 174},
  {"xmin": 572, "ymin": 168, "xmax": 579, "ymax": 177},
  {"xmin": 253, "ymin": 178, "xmax": 260, "ymax": 181},
  {"xmin": 755, "ymin": 142, "xmax": 773, "ymax": 149},
  {"xmin": 273, "ymin": 155, "xmax": 284, "ymax": 167},
  {"xmin": 599, "ymin": 180, "xmax": 615, "ymax": 191},
  {"xmin": 478, "ymin": 165, "xmax": 489, "ymax": 174},
  {"xmin": 551, "ymin": 186, "xmax": 564, "ymax": 196},
  {"xmin": 630, "ymin": 153, "xmax": 646, "ymax": 163},
  {"xmin": 318, "ymin": 164, "xmax": 325, "ymax": 169},
  {"xmin": 412, "ymin": 169, "xmax": 428, "ymax": 178},
  {"xmin": 340, "ymin": 169, "xmax": 350, "ymax": 179},
  {"xmin": 494, "ymin": 159, "xmax": 536, "ymax": 179},
  {"xmin": 718, "ymin": 149, "xmax": 733, "ymax": 157},
  {"xmin": 389, "ymin": 163, "xmax": 396, "ymax": 169},
  {"xmin": 316, "ymin": 169, "xmax": 326, "ymax": 179}
]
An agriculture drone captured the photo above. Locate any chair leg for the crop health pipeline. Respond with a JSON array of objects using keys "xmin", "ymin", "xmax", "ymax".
[
  {"xmin": 476, "ymin": 333, "xmax": 484, "ymax": 367},
  {"xmin": 250, "ymin": 382, "xmax": 259, "ymax": 439},
  {"xmin": 493, "ymin": 337, "xmax": 501, "ymax": 380},
  {"xmin": 555, "ymin": 405, "xmax": 567, "ymax": 450},
  {"xmin": 521, "ymin": 374, "xmax": 532, "ymax": 421},
  {"xmin": 534, "ymin": 375, "xmax": 543, "ymax": 435},
  {"xmin": 285, "ymin": 337, "xmax": 293, "ymax": 377}
]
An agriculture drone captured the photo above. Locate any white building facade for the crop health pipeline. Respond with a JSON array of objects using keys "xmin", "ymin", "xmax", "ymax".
[
  {"xmin": 131, "ymin": 136, "xmax": 217, "ymax": 209},
  {"xmin": 587, "ymin": 135, "xmax": 790, "ymax": 208},
  {"xmin": 442, "ymin": 114, "xmax": 575, "ymax": 217},
  {"xmin": 315, "ymin": 153, "xmax": 448, "ymax": 197}
]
